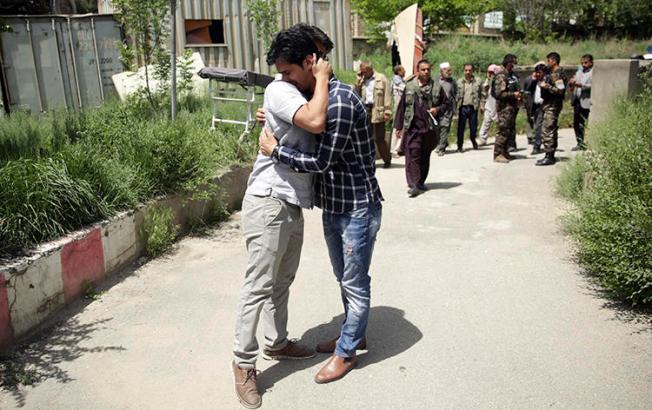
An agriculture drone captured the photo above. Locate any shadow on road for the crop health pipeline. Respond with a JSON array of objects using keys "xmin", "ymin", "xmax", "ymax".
[
  {"xmin": 424, "ymin": 182, "xmax": 462, "ymax": 190},
  {"xmin": 0, "ymin": 316, "xmax": 126, "ymax": 408},
  {"xmin": 578, "ymin": 274, "xmax": 652, "ymax": 335},
  {"xmin": 258, "ymin": 305, "xmax": 422, "ymax": 393}
]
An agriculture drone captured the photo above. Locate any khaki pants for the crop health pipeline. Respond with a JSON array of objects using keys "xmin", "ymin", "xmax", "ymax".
[{"xmin": 233, "ymin": 194, "xmax": 304, "ymax": 368}]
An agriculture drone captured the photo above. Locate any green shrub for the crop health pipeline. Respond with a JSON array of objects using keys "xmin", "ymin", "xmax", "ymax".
[
  {"xmin": 61, "ymin": 143, "xmax": 147, "ymax": 209},
  {"xmin": 0, "ymin": 94, "xmax": 257, "ymax": 258},
  {"xmin": 357, "ymin": 36, "xmax": 651, "ymax": 80},
  {"xmin": 143, "ymin": 206, "xmax": 179, "ymax": 256},
  {"xmin": 0, "ymin": 158, "xmax": 110, "ymax": 255},
  {"xmin": 558, "ymin": 78, "xmax": 652, "ymax": 306}
]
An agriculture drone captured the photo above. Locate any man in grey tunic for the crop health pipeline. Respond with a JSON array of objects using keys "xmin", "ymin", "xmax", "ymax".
[{"xmin": 434, "ymin": 62, "xmax": 457, "ymax": 156}]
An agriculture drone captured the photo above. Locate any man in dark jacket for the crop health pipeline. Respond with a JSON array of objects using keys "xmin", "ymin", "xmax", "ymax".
[{"xmin": 394, "ymin": 59, "xmax": 448, "ymax": 197}]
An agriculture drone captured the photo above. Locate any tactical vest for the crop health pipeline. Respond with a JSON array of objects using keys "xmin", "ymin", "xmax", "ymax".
[{"xmin": 402, "ymin": 77, "xmax": 444, "ymax": 131}]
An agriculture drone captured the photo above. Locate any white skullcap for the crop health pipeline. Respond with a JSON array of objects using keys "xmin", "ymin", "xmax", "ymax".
[{"xmin": 439, "ymin": 62, "xmax": 451, "ymax": 69}]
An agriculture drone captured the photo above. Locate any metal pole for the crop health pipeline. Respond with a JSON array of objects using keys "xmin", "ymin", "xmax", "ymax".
[
  {"xmin": 91, "ymin": 18, "xmax": 105, "ymax": 102},
  {"xmin": 67, "ymin": 17, "xmax": 83, "ymax": 109},
  {"xmin": 52, "ymin": 18, "xmax": 71, "ymax": 109},
  {"xmin": 170, "ymin": 0, "xmax": 177, "ymax": 120},
  {"xmin": 26, "ymin": 20, "xmax": 44, "ymax": 112}
]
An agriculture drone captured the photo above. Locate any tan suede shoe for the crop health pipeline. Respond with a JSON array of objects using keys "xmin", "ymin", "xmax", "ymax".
[{"xmin": 232, "ymin": 361, "xmax": 261, "ymax": 409}]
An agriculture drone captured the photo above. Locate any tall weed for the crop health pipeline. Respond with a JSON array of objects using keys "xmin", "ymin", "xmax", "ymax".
[{"xmin": 0, "ymin": 159, "xmax": 109, "ymax": 255}]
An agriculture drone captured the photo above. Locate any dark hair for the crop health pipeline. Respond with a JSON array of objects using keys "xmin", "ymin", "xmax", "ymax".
[
  {"xmin": 266, "ymin": 27, "xmax": 319, "ymax": 66},
  {"xmin": 546, "ymin": 52, "xmax": 561, "ymax": 64},
  {"xmin": 288, "ymin": 23, "xmax": 334, "ymax": 57},
  {"xmin": 463, "ymin": 63, "xmax": 474, "ymax": 70},
  {"xmin": 581, "ymin": 54, "xmax": 593, "ymax": 62},
  {"xmin": 416, "ymin": 59, "xmax": 431, "ymax": 69},
  {"xmin": 534, "ymin": 63, "xmax": 547, "ymax": 72},
  {"xmin": 502, "ymin": 54, "xmax": 517, "ymax": 67},
  {"xmin": 393, "ymin": 65, "xmax": 404, "ymax": 74}
]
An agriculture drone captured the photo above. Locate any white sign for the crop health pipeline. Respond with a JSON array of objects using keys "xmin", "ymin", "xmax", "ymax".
[{"xmin": 484, "ymin": 12, "xmax": 503, "ymax": 30}]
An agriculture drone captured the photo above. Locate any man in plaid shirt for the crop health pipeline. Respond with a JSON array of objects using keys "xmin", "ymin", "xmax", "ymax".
[{"xmin": 260, "ymin": 26, "xmax": 383, "ymax": 385}]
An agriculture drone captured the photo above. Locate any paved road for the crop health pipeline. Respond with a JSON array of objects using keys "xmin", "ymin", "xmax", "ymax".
[{"xmin": 2, "ymin": 130, "xmax": 651, "ymax": 409}]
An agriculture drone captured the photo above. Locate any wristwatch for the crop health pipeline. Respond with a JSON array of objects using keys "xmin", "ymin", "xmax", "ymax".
[{"xmin": 271, "ymin": 145, "xmax": 280, "ymax": 163}]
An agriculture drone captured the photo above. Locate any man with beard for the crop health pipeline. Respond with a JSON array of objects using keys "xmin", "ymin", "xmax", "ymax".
[{"xmin": 394, "ymin": 59, "xmax": 448, "ymax": 197}]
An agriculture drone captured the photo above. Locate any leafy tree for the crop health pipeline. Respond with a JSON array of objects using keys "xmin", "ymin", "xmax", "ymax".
[
  {"xmin": 351, "ymin": 0, "xmax": 496, "ymax": 35},
  {"xmin": 246, "ymin": 0, "xmax": 279, "ymax": 48},
  {"xmin": 112, "ymin": 0, "xmax": 172, "ymax": 107}
]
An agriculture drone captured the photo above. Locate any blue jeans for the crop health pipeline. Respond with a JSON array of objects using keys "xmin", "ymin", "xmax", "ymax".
[{"xmin": 322, "ymin": 202, "xmax": 382, "ymax": 358}]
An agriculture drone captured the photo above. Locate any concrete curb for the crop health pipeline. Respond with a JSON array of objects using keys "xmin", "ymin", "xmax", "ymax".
[{"xmin": 0, "ymin": 164, "xmax": 251, "ymax": 352}]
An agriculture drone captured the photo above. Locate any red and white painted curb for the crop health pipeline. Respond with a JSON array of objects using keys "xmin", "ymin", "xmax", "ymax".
[{"xmin": 0, "ymin": 165, "xmax": 250, "ymax": 352}]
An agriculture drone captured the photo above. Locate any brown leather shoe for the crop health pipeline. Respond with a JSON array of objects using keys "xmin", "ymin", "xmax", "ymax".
[
  {"xmin": 314, "ymin": 354, "xmax": 358, "ymax": 384},
  {"xmin": 262, "ymin": 339, "xmax": 315, "ymax": 360},
  {"xmin": 315, "ymin": 336, "xmax": 367, "ymax": 354},
  {"xmin": 494, "ymin": 155, "xmax": 510, "ymax": 163},
  {"xmin": 232, "ymin": 361, "xmax": 261, "ymax": 409}
]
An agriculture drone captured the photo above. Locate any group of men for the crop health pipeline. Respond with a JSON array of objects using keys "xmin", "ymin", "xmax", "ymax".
[
  {"xmin": 492, "ymin": 52, "xmax": 593, "ymax": 165},
  {"xmin": 355, "ymin": 58, "xmax": 481, "ymax": 197},
  {"xmin": 355, "ymin": 52, "xmax": 593, "ymax": 194}
]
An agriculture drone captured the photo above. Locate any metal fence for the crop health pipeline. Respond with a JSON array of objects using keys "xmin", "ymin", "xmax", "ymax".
[{"xmin": 0, "ymin": 14, "xmax": 123, "ymax": 114}]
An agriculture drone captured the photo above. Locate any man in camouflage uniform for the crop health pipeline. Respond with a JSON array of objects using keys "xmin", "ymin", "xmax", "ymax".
[
  {"xmin": 492, "ymin": 54, "xmax": 521, "ymax": 163},
  {"xmin": 536, "ymin": 52, "xmax": 568, "ymax": 166},
  {"xmin": 394, "ymin": 59, "xmax": 448, "ymax": 197}
]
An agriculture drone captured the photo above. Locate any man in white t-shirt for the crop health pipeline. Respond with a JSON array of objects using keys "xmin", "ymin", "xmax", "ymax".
[
  {"xmin": 232, "ymin": 25, "xmax": 333, "ymax": 409},
  {"xmin": 569, "ymin": 54, "xmax": 593, "ymax": 151}
]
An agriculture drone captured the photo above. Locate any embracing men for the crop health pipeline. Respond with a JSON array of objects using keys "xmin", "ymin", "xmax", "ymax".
[{"xmin": 232, "ymin": 24, "xmax": 383, "ymax": 409}]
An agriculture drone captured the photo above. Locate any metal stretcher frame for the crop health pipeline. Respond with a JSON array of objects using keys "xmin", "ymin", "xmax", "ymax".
[{"xmin": 198, "ymin": 67, "xmax": 274, "ymax": 141}]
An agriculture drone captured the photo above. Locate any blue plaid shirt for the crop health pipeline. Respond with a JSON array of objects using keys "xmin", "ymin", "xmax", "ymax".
[{"xmin": 277, "ymin": 77, "xmax": 383, "ymax": 213}]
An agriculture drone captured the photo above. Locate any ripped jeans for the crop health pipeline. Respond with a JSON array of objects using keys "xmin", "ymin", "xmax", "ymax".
[{"xmin": 322, "ymin": 202, "xmax": 382, "ymax": 358}]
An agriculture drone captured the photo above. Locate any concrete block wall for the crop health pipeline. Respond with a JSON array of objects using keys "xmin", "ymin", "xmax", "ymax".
[
  {"xmin": 0, "ymin": 164, "xmax": 251, "ymax": 352},
  {"xmin": 590, "ymin": 59, "xmax": 649, "ymax": 126}
]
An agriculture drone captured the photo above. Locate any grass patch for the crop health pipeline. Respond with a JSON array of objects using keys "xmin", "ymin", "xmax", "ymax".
[{"xmin": 143, "ymin": 205, "xmax": 179, "ymax": 257}]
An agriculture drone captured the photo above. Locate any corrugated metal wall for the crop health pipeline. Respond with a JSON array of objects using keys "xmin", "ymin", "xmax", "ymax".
[
  {"xmin": 173, "ymin": 0, "xmax": 353, "ymax": 75},
  {"xmin": 0, "ymin": 15, "xmax": 122, "ymax": 113}
]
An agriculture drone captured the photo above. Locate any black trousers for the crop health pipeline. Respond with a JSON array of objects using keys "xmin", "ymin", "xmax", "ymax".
[
  {"xmin": 405, "ymin": 129, "xmax": 437, "ymax": 188},
  {"xmin": 573, "ymin": 102, "xmax": 590, "ymax": 145},
  {"xmin": 507, "ymin": 107, "xmax": 519, "ymax": 148},
  {"xmin": 457, "ymin": 105, "xmax": 478, "ymax": 149}
]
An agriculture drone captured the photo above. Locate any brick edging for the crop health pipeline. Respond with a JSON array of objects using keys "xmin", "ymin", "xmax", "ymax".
[{"xmin": 0, "ymin": 164, "xmax": 251, "ymax": 352}]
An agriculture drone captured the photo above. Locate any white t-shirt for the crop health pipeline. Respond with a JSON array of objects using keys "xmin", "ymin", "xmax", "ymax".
[
  {"xmin": 245, "ymin": 80, "xmax": 316, "ymax": 208},
  {"xmin": 364, "ymin": 76, "xmax": 375, "ymax": 105}
]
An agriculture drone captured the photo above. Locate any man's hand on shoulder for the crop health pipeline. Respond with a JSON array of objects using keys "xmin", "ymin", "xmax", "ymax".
[{"xmin": 259, "ymin": 127, "xmax": 278, "ymax": 157}]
